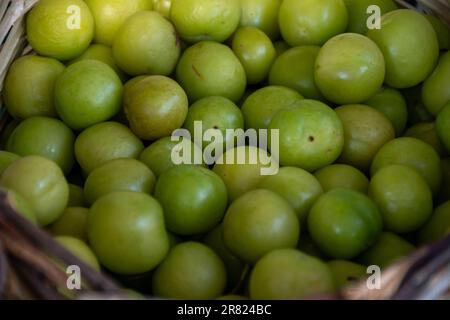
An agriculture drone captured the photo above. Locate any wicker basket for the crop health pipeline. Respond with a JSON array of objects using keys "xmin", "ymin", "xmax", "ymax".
[{"xmin": 0, "ymin": 0, "xmax": 449, "ymax": 300}]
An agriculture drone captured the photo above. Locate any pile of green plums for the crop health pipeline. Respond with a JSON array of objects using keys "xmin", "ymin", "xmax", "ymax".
[{"xmin": 1, "ymin": 0, "xmax": 450, "ymax": 300}]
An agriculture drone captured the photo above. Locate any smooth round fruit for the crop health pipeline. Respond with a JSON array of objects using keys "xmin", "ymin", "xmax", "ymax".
[
  {"xmin": 249, "ymin": 249, "xmax": 335, "ymax": 299},
  {"xmin": 369, "ymin": 165, "xmax": 433, "ymax": 233},
  {"xmin": 239, "ymin": 0, "xmax": 282, "ymax": 40},
  {"xmin": 425, "ymin": 14, "xmax": 450, "ymax": 50},
  {"xmin": 258, "ymin": 166, "xmax": 323, "ymax": 223},
  {"xmin": 422, "ymin": 51, "xmax": 450, "ymax": 116},
  {"xmin": 437, "ymin": 102, "xmax": 450, "ymax": 153},
  {"xmin": 3, "ymin": 55, "xmax": 65, "ymax": 119},
  {"xmin": 124, "ymin": 75, "xmax": 188, "ymax": 140},
  {"xmin": 84, "ymin": 159, "xmax": 156, "ymax": 206},
  {"xmin": 279, "ymin": 0, "xmax": 348, "ymax": 46},
  {"xmin": 0, "ymin": 151, "xmax": 20, "ymax": 177},
  {"xmin": 170, "ymin": 0, "xmax": 240, "ymax": 43},
  {"xmin": 26, "ymin": 0, "xmax": 94, "ymax": 60},
  {"xmin": 154, "ymin": 166, "xmax": 228, "ymax": 235},
  {"xmin": 213, "ymin": 146, "xmax": 276, "ymax": 201},
  {"xmin": 343, "ymin": 0, "xmax": 398, "ymax": 34},
  {"xmin": 153, "ymin": 242, "xmax": 227, "ymax": 299},
  {"xmin": 6, "ymin": 117, "xmax": 75, "ymax": 174},
  {"xmin": 404, "ymin": 122, "xmax": 447, "ymax": 156},
  {"xmin": 88, "ymin": 192, "xmax": 169, "ymax": 275},
  {"xmin": 112, "ymin": 11, "xmax": 180, "ymax": 76},
  {"xmin": 335, "ymin": 104, "xmax": 395, "ymax": 171},
  {"xmin": 139, "ymin": 137, "xmax": 203, "ymax": 177},
  {"xmin": 68, "ymin": 184, "xmax": 86, "ymax": 207},
  {"xmin": 223, "ymin": 189, "xmax": 299, "ymax": 263},
  {"xmin": 371, "ymin": 137, "xmax": 442, "ymax": 194},
  {"xmin": 184, "ymin": 96, "xmax": 244, "ymax": 154},
  {"xmin": 268, "ymin": 46, "xmax": 323, "ymax": 100},
  {"xmin": 358, "ymin": 232, "xmax": 415, "ymax": 268},
  {"xmin": 241, "ymin": 86, "xmax": 303, "ymax": 130},
  {"xmin": 308, "ymin": 188, "xmax": 382, "ymax": 259},
  {"xmin": 75, "ymin": 122, "xmax": 144, "ymax": 174},
  {"xmin": 54, "ymin": 60, "xmax": 123, "ymax": 130},
  {"xmin": 364, "ymin": 87, "xmax": 408, "ymax": 136},
  {"xmin": 327, "ymin": 260, "xmax": 367, "ymax": 289},
  {"xmin": 176, "ymin": 41, "xmax": 246, "ymax": 103},
  {"xmin": 232, "ymin": 27, "xmax": 276, "ymax": 84},
  {"xmin": 152, "ymin": 0, "xmax": 172, "ymax": 17},
  {"xmin": 268, "ymin": 100, "xmax": 344, "ymax": 172},
  {"xmin": 418, "ymin": 201, "xmax": 450, "ymax": 244},
  {"xmin": 315, "ymin": 33, "xmax": 385, "ymax": 104},
  {"xmin": 84, "ymin": 0, "xmax": 152, "ymax": 46},
  {"xmin": 367, "ymin": 9, "xmax": 439, "ymax": 88},
  {"xmin": 49, "ymin": 207, "xmax": 89, "ymax": 241},
  {"xmin": 55, "ymin": 236, "xmax": 100, "ymax": 271},
  {"xmin": 1, "ymin": 156, "xmax": 69, "ymax": 226},
  {"xmin": 314, "ymin": 164, "xmax": 369, "ymax": 194}
]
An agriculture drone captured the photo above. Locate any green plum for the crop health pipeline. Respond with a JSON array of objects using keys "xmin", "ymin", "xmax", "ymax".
[
  {"xmin": 315, "ymin": 33, "xmax": 385, "ymax": 105},
  {"xmin": 68, "ymin": 184, "xmax": 86, "ymax": 207},
  {"xmin": 258, "ymin": 166, "xmax": 323, "ymax": 223},
  {"xmin": 404, "ymin": 122, "xmax": 447, "ymax": 156},
  {"xmin": 314, "ymin": 164, "xmax": 369, "ymax": 194},
  {"xmin": 308, "ymin": 188, "xmax": 382, "ymax": 259},
  {"xmin": 364, "ymin": 87, "xmax": 408, "ymax": 136},
  {"xmin": 335, "ymin": 104, "xmax": 395, "ymax": 171},
  {"xmin": 223, "ymin": 189, "xmax": 299, "ymax": 263},
  {"xmin": 327, "ymin": 260, "xmax": 367, "ymax": 289},
  {"xmin": 112, "ymin": 11, "xmax": 180, "ymax": 76},
  {"xmin": 369, "ymin": 165, "xmax": 433, "ymax": 233},
  {"xmin": 170, "ymin": 0, "xmax": 240, "ymax": 43},
  {"xmin": 3, "ymin": 55, "xmax": 65, "ymax": 119},
  {"xmin": 6, "ymin": 117, "xmax": 75, "ymax": 174},
  {"xmin": 75, "ymin": 122, "xmax": 144, "ymax": 174},
  {"xmin": 88, "ymin": 192, "xmax": 169, "ymax": 275},
  {"xmin": 55, "ymin": 236, "xmax": 100, "ymax": 271},
  {"xmin": 154, "ymin": 165, "xmax": 228, "ymax": 235},
  {"xmin": 232, "ymin": 27, "xmax": 276, "ymax": 84},
  {"xmin": 84, "ymin": 159, "xmax": 156, "ymax": 206},
  {"xmin": 176, "ymin": 41, "xmax": 246, "ymax": 103},
  {"xmin": 279, "ymin": 0, "xmax": 348, "ymax": 46},
  {"xmin": 152, "ymin": 242, "xmax": 227, "ymax": 299},
  {"xmin": 422, "ymin": 51, "xmax": 450, "ymax": 116},
  {"xmin": 124, "ymin": 75, "xmax": 188, "ymax": 141},
  {"xmin": 425, "ymin": 15, "xmax": 450, "ymax": 50},
  {"xmin": 152, "ymin": 0, "xmax": 172, "ymax": 17},
  {"xmin": 268, "ymin": 46, "xmax": 323, "ymax": 100},
  {"xmin": 418, "ymin": 201, "xmax": 450, "ymax": 244},
  {"xmin": 241, "ymin": 85, "xmax": 303, "ymax": 130},
  {"xmin": 371, "ymin": 137, "xmax": 442, "ymax": 194},
  {"xmin": 437, "ymin": 102, "xmax": 450, "ymax": 153},
  {"xmin": 343, "ymin": 0, "xmax": 398, "ymax": 34},
  {"xmin": 358, "ymin": 232, "xmax": 415, "ymax": 269},
  {"xmin": 367, "ymin": 9, "xmax": 439, "ymax": 88},
  {"xmin": 239, "ymin": 0, "xmax": 282, "ymax": 40},
  {"xmin": 268, "ymin": 99, "xmax": 344, "ymax": 172},
  {"xmin": 0, "ymin": 151, "xmax": 20, "ymax": 177},
  {"xmin": 249, "ymin": 249, "xmax": 335, "ymax": 299},
  {"xmin": 1, "ymin": 156, "xmax": 69, "ymax": 226},
  {"xmin": 54, "ymin": 60, "xmax": 123, "ymax": 130},
  {"xmin": 49, "ymin": 207, "xmax": 89, "ymax": 241}
]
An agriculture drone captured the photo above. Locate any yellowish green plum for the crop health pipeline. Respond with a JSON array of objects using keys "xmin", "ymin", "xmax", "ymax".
[
  {"xmin": 176, "ymin": 41, "xmax": 246, "ymax": 103},
  {"xmin": 1, "ymin": 156, "xmax": 69, "ymax": 226},
  {"xmin": 112, "ymin": 11, "xmax": 180, "ymax": 76},
  {"xmin": 335, "ymin": 105, "xmax": 395, "ymax": 172},
  {"xmin": 55, "ymin": 236, "xmax": 100, "ymax": 271},
  {"xmin": 437, "ymin": 102, "xmax": 450, "ymax": 153},
  {"xmin": 422, "ymin": 51, "xmax": 450, "ymax": 116},
  {"xmin": 3, "ymin": 55, "xmax": 65, "ymax": 119},
  {"xmin": 49, "ymin": 207, "xmax": 89, "ymax": 241},
  {"xmin": 124, "ymin": 76, "xmax": 188, "ymax": 141},
  {"xmin": 315, "ymin": 34, "xmax": 385, "ymax": 105},
  {"xmin": 404, "ymin": 122, "xmax": 447, "ymax": 157},
  {"xmin": 223, "ymin": 189, "xmax": 299, "ymax": 263},
  {"xmin": 26, "ymin": 0, "xmax": 94, "ymax": 60},
  {"xmin": 249, "ymin": 249, "xmax": 335, "ymax": 299},
  {"xmin": 170, "ymin": 0, "xmax": 240, "ymax": 43},
  {"xmin": 84, "ymin": 0, "xmax": 152, "ymax": 46},
  {"xmin": 0, "ymin": 151, "xmax": 20, "ymax": 177},
  {"xmin": 152, "ymin": 242, "xmax": 227, "ymax": 299},
  {"xmin": 327, "ymin": 260, "xmax": 367, "ymax": 289},
  {"xmin": 418, "ymin": 201, "xmax": 450, "ymax": 244},
  {"xmin": 232, "ymin": 27, "xmax": 276, "ymax": 84},
  {"xmin": 367, "ymin": 9, "xmax": 439, "ymax": 88},
  {"xmin": 369, "ymin": 165, "xmax": 433, "ymax": 233},
  {"xmin": 239, "ymin": 0, "xmax": 282, "ymax": 40},
  {"xmin": 152, "ymin": 0, "xmax": 172, "ymax": 17},
  {"xmin": 314, "ymin": 164, "xmax": 369, "ymax": 194},
  {"xmin": 279, "ymin": 0, "xmax": 348, "ymax": 46},
  {"xmin": 74, "ymin": 122, "xmax": 144, "ymax": 174},
  {"xmin": 268, "ymin": 46, "xmax": 323, "ymax": 100},
  {"xmin": 84, "ymin": 159, "xmax": 156, "ymax": 206}
]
